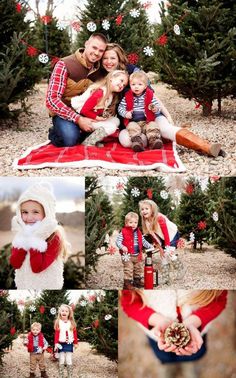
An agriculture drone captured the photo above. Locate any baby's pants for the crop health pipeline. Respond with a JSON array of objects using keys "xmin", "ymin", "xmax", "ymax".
[
  {"xmin": 122, "ymin": 255, "xmax": 143, "ymax": 280},
  {"xmin": 30, "ymin": 353, "xmax": 46, "ymax": 372}
]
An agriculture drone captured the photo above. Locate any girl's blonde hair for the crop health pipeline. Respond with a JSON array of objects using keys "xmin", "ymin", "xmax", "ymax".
[
  {"xmin": 54, "ymin": 304, "xmax": 76, "ymax": 331},
  {"xmin": 88, "ymin": 70, "xmax": 129, "ymax": 114},
  {"xmin": 139, "ymin": 199, "xmax": 161, "ymax": 235},
  {"xmin": 103, "ymin": 43, "xmax": 129, "ymax": 70},
  {"xmin": 48, "ymin": 225, "xmax": 71, "ymax": 261},
  {"xmin": 130, "ymin": 289, "xmax": 224, "ymax": 308}
]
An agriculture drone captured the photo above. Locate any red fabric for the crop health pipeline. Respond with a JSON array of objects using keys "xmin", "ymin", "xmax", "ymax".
[
  {"xmin": 124, "ymin": 87, "xmax": 155, "ymax": 126},
  {"xmin": 46, "ymin": 61, "xmax": 80, "ymax": 123},
  {"xmin": 80, "ymin": 88, "xmax": 104, "ymax": 119},
  {"xmin": 121, "ymin": 226, "xmax": 143, "ymax": 260},
  {"xmin": 27, "ymin": 332, "xmax": 44, "ymax": 353},
  {"xmin": 10, "ymin": 247, "xmax": 27, "ymax": 268},
  {"xmin": 157, "ymin": 214, "xmax": 171, "ymax": 246},
  {"xmin": 15, "ymin": 135, "xmax": 184, "ymax": 172},
  {"xmin": 54, "ymin": 327, "xmax": 78, "ymax": 344},
  {"xmin": 29, "ymin": 233, "xmax": 61, "ymax": 273}
]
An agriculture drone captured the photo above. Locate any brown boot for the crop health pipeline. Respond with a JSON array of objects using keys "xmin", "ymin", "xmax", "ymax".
[
  {"xmin": 176, "ymin": 129, "xmax": 221, "ymax": 157},
  {"xmin": 123, "ymin": 279, "xmax": 134, "ymax": 289},
  {"xmin": 131, "ymin": 136, "xmax": 145, "ymax": 152},
  {"xmin": 133, "ymin": 277, "xmax": 144, "ymax": 288},
  {"xmin": 149, "ymin": 138, "xmax": 163, "ymax": 150},
  {"xmin": 29, "ymin": 373, "xmax": 35, "ymax": 378},
  {"xmin": 41, "ymin": 371, "xmax": 49, "ymax": 378}
]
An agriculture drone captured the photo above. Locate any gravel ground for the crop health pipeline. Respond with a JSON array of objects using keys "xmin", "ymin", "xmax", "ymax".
[
  {"xmin": 0, "ymin": 82, "xmax": 235, "ymax": 177},
  {"xmin": 86, "ymin": 233, "xmax": 236, "ymax": 290},
  {"xmin": 0, "ymin": 336, "xmax": 117, "ymax": 378}
]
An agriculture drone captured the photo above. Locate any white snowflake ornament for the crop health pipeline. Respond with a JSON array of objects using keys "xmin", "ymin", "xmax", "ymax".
[
  {"xmin": 131, "ymin": 187, "xmax": 140, "ymax": 197},
  {"xmin": 173, "ymin": 24, "xmax": 181, "ymax": 35},
  {"xmin": 104, "ymin": 314, "xmax": 112, "ymax": 321},
  {"xmin": 87, "ymin": 21, "xmax": 97, "ymax": 32},
  {"xmin": 38, "ymin": 53, "xmax": 49, "ymax": 64},
  {"xmin": 174, "ymin": 189, "xmax": 181, "ymax": 198},
  {"xmin": 143, "ymin": 46, "xmax": 154, "ymax": 56},
  {"xmin": 50, "ymin": 307, "xmax": 57, "ymax": 315},
  {"xmin": 80, "ymin": 300, "xmax": 87, "ymax": 307},
  {"xmin": 189, "ymin": 232, "xmax": 195, "ymax": 242},
  {"xmin": 130, "ymin": 9, "xmax": 140, "ymax": 18},
  {"xmin": 102, "ymin": 19, "xmax": 110, "ymax": 30},
  {"xmin": 122, "ymin": 252, "xmax": 131, "ymax": 262},
  {"xmin": 160, "ymin": 190, "xmax": 168, "ymax": 199},
  {"xmin": 29, "ymin": 305, "xmax": 36, "ymax": 312},
  {"xmin": 97, "ymin": 296, "xmax": 101, "ymax": 302},
  {"xmin": 212, "ymin": 212, "xmax": 219, "ymax": 222},
  {"xmin": 57, "ymin": 20, "xmax": 67, "ymax": 30}
]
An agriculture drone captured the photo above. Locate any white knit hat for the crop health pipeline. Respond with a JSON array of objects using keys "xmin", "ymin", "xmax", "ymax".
[{"xmin": 15, "ymin": 182, "xmax": 57, "ymax": 226}]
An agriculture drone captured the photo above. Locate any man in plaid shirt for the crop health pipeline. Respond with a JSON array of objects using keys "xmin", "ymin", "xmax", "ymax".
[{"xmin": 46, "ymin": 33, "xmax": 107, "ymax": 147}]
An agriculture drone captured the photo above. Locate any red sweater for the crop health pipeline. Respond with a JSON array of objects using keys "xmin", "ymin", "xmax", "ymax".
[
  {"xmin": 10, "ymin": 233, "xmax": 61, "ymax": 273},
  {"xmin": 27, "ymin": 332, "xmax": 45, "ymax": 353},
  {"xmin": 121, "ymin": 290, "xmax": 227, "ymax": 331},
  {"xmin": 124, "ymin": 87, "xmax": 155, "ymax": 126},
  {"xmin": 80, "ymin": 88, "xmax": 104, "ymax": 119}
]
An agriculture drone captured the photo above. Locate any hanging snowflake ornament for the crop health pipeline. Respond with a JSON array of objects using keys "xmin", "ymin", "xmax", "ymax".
[
  {"xmin": 50, "ymin": 307, "xmax": 57, "ymax": 315},
  {"xmin": 160, "ymin": 190, "xmax": 168, "ymax": 199},
  {"xmin": 107, "ymin": 245, "xmax": 117, "ymax": 255},
  {"xmin": 189, "ymin": 232, "xmax": 195, "ymax": 243},
  {"xmin": 173, "ymin": 24, "xmax": 181, "ymax": 35},
  {"xmin": 87, "ymin": 21, "xmax": 97, "ymax": 32},
  {"xmin": 143, "ymin": 46, "xmax": 154, "ymax": 57},
  {"xmin": 80, "ymin": 300, "xmax": 87, "ymax": 307},
  {"xmin": 57, "ymin": 20, "xmax": 67, "ymax": 30},
  {"xmin": 131, "ymin": 187, "xmax": 140, "ymax": 197},
  {"xmin": 38, "ymin": 53, "xmax": 49, "ymax": 64},
  {"xmin": 102, "ymin": 19, "xmax": 110, "ymax": 30},
  {"xmin": 212, "ymin": 212, "xmax": 219, "ymax": 222},
  {"xmin": 130, "ymin": 9, "xmax": 140, "ymax": 18},
  {"xmin": 122, "ymin": 252, "xmax": 130, "ymax": 262},
  {"xmin": 29, "ymin": 305, "xmax": 36, "ymax": 312},
  {"xmin": 104, "ymin": 314, "xmax": 112, "ymax": 321}
]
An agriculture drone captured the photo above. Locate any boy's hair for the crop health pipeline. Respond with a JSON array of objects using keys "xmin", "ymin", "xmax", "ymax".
[
  {"xmin": 89, "ymin": 33, "xmax": 108, "ymax": 44},
  {"xmin": 31, "ymin": 322, "xmax": 42, "ymax": 330},
  {"xmin": 125, "ymin": 212, "xmax": 139, "ymax": 224},
  {"xmin": 129, "ymin": 70, "xmax": 148, "ymax": 87}
]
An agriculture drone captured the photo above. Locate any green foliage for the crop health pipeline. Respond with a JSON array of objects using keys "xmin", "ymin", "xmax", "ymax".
[
  {"xmin": 154, "ymin": 0, "xmax": 236, "ymax": 115},
  {"xmin": 175, "ymin": 177, "xmax": 208, "ymax": 249},
  {"xmin": 63, "ymin": 251, "xmax": 85, "ymax": 288},
  {"xmin": 75, "ymin": 0, "xmax": 155, "ymax": 70},
  {"xmin": 118, "ymin": 177, "xmax": 174, "ymax": 229},
  {"xmin": 0, "ymin": 244, "xmax": 15, "ymax": 289},
  {"xmin": 206, "ymin": 177, "xmax": 236, "ymax": 257}
]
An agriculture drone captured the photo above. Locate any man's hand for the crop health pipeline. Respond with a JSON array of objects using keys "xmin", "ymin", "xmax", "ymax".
[{"xmin": 77, "ymin": 116, "xmax": 95, "ymax": 132}]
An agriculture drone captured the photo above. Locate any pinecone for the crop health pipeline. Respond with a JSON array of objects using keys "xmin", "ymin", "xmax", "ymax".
[{"xmin": 164, "ymin": 322, "xmax": 191, "ymax": 347}]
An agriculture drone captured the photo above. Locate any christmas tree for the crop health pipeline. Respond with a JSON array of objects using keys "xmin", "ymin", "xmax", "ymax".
[
  {"xmin": 85, "ymin": 177, "xmax": 114, "ymax": 277},
  {"xmin": 118, "ymin": 177, "xmax": 174, "ymax": 228},
  {"xmin": 74, "ymin": 291, "xmax": 118, "ymax": 361},
  {"xmin": 0, "ymin": 244, "xmax": 15, "ymax": 289},
  {"xmin": 0, "ymin": 0, "xmax": 45, "ymax": 117},
  {"xmin": 63, "ymin": 251, "xmax": 85, "ymax": 289},
  {"xmin": 175, "ymin": 177, "xmax": 208, "ymax": 249},
  {"xmin": 0, "ymin": 291, "xmax": 21, "ymax": 363},
  {"xmin": 75, "ymin": 0, "xmax": 154, "ymax": 70},
  {"xmin": 206, "ymin": 177, "xmax": 236, "ymax": 257},
  {"xmin": 154, "ymin": 0, "xmax": 236, "ymax": 115}
]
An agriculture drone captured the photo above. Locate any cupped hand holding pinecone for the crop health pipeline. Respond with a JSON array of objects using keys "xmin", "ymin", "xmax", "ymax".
[{"xmin": 164, "ymin": 322, "xmax": 191, "ymax": 348}]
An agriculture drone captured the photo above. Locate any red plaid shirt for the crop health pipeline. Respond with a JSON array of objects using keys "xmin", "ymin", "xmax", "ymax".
[{"xmin": 46, "ymin": 61, "xmax": 80, "ymax": 123}]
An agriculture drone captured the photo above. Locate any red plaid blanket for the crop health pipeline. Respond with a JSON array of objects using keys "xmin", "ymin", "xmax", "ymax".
[{"xmin": 13, "ymin": 138, "xmax": 186, "ymax": 172}]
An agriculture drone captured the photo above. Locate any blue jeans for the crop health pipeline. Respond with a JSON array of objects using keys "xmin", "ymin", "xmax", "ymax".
[{"xmin": 48, "ymin": 116, "xmax": 81, "ymax": 147}]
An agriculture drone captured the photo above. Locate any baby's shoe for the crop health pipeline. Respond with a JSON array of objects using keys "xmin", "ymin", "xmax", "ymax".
[
  {"xmin": 150, "ymin": 138, "xmax": 163, "ymax": 150},
  {"xmin": 133, "ymin": 276, "xmax": 144, "ymax": 288},
  {"xmin": 131, "ymin": 135, "xmax": 145, "ymax": 152}
]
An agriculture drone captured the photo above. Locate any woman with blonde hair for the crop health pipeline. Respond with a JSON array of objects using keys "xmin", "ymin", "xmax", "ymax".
[
  {"xmin": 121, "ymin": 289, "xmax": 227, "ymax": 377},
  {"xmin": 54, "ymin": 304, "xmax": 78, "ymax": 378}
]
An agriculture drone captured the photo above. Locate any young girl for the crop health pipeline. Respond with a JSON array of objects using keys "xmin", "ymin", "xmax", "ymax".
[
  {"xmin": 121, "ymin": 290, "xmax": 227, "ymax": 378},
  {"xmin": 139, "ymin": 199, "xmax": 182, "ymax": 284},
  {"xmin": 71, "ymin": 69, "xmax": 129, "ymax": 146},
  {"xmin": 54, "ymin": 304, "xmax": 78, "ymax": 378},
  {"xmin": 10, "ymin": 182, "xmax": 69, "ymax": 289}
]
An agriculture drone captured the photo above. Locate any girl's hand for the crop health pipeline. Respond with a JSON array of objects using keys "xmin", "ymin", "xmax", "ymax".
[
  {"xmin": 96, "ymin": 116, "xmax": 107, "ymax": 121},
  {"xmin": 175, "ymin": 324, "xmax": 203, "ymax": 356},
  {"xmin": 149, "ymin": 313, "xmax": 176, "ymax": 352},
  {"xmin": 74, "ymin": 344, "xmax": 79, "ymax": 350}
]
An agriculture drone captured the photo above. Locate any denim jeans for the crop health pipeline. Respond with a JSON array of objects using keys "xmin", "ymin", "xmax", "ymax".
[{"xmin": 48, "ymin": 116, "xmax": 81, "ymax": 147}]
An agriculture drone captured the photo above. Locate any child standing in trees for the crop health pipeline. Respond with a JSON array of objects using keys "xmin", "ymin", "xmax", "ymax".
[
  {"xmin": 10, "ymin": 182, "xmax": 69, "ymax": 289},
  {"xmin": 54, "ymin": 304, "xmax": 78, "ymax": 378}
]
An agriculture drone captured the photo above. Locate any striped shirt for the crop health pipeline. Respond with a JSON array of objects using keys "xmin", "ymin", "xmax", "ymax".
[
  {"xmin": 118, "ymin": 91, "xmax": 161, "ymax": 122},
  {"xmin": 116, "ymin": 230, "xmax": 153, "ymax": 255}
]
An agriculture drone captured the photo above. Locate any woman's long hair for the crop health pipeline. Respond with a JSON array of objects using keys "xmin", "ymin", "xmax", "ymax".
[
  {"xmin": 103, "ymin": 43, "xmax": 129, "ymax": 70},
  {"xmin": 54, "ymin": 304, "xmax": 76, "ymax": 331}
]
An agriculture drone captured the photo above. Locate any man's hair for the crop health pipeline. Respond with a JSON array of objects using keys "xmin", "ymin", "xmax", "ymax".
[
  {"xmin": 31, "ymin": 322, "xmax": 42, "ymax": 330},
  {"xmin": 125, "ymin": 212, "xmax": 139, "ymax": 224},
  {"xmin": 130, "ymin": 70, "xmax": 149, "ymax": 87},
  {"xmin": 89, "ymin": 33, "xmax": 108, "ymax": 44}
]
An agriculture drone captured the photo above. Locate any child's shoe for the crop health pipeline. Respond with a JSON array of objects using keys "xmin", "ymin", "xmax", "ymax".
[
  {"xmin": 41, "ymin": 371, "xmax": 49, "ymax": 378},
  {"xmin": 29, "ymin": 373, "xmax": 35, "ymax": 378},
  {"xmin": 150, "ymin": 138, "xmax": 163, "ymax": 150},
  {"xmin": 67, "ymin": 365, "xmax": 73, "ymax": 378},
  {"xmin": 131, "ymin": 136, "xmax": 145, "ymax": 152},
  {"xmin": 133, "ymin": 277, "xmax": 144, "ymax": 288}
]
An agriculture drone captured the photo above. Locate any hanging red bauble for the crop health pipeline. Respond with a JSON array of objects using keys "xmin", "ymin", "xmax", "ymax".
[
  {"xmin": 89, "ymin": 295, "xmax": 96, "ymax": 303},
  {"xmin": 16, "ymin": 3, "xmax": 22, "ymax": 13},
  {"xmin": 10, "ymin": 327, "xmax": 16, "ymax": 335},
  {"xmin": 41, "ymin": 15, "xmax": 52, "ymax": 25},
  {"xmin": 197, "ymin": 220, "xmax": 207, "ymax": 230},
  {"xmin": 39, "ymin": 305, "xmax": 45, "ymax": 314},
  {"xmin": 18, "ymin": 299, "xmax": 25, "ymax": 306},
  {"xmin": 115, "ymin": 15, "xmax": 123, "ymax": 26},
  {"xmin": 156, "ymin": 34, "xmax": 168, "ymax": 46},
  {"xmin": 127, "ymin": 53, "xmax": 139, "ymax": 64},
  {"xmin": 71, "ymin": 21, "xmax": 81, "ymax": 31},
  {"xmin": 147, "ymin": 188, "xmax": 153, "ymax": 199},
  {"xmin": 177, "ymin": 238, "xmax": 185, "ymax": 249},
  {"xmin": 92, "ymin": 319, "xmax": 99, "ymax": 328},
  {"xmin": 195, "ymin": 102, "xmax": 201, "ymax": 109},
  {"xmin": 185, "ymin": 184, "xmax": 194, "ymax": 194},
  {"xmin": 107, "ymin": 245, "xmax": 116, "ymax": 255},
  {"xmin": 27, "ymin": 46, "xmax": 38, "ymax": 57}
]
